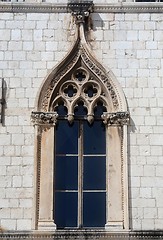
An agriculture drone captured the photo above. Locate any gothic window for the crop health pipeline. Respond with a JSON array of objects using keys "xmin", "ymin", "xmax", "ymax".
[{"xmin": 31, "ymin": 3, "xmax": 129, "ymax": 231}]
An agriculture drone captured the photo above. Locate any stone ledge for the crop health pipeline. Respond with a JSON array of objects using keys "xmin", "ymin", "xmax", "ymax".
[
  {"xmin": 0, "ymin": 231, "xmax": 163, "ymax": 239},
  {"xmin": 0, "ymin": 2, "xmax": 163, "ymax": 13}
]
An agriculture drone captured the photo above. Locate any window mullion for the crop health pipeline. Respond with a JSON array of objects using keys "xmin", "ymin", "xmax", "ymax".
[{"xmin": 78, "ymin": 121, "xmax": 83, "ymax": 228}]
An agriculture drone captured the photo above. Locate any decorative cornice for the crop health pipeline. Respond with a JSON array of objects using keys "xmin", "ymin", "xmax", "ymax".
[
  {"xmin": 102, "ymin": 111, "xmax": 130, "ymax": 126},
  {"xmin": 1, "ymin": 231, "xmax": 163, "ymax": 239},
  {"xmin": 0, "ymin": 3, "xmax": 163, "ymax": 13},
  {"xmin": 31, "ymin": 111, "xmax": 58, "ymax": 126}
]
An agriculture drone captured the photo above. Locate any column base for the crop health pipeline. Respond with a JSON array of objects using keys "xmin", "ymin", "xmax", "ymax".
[
  {"xmin": 38, "ymin": 220, "xmax": 56, "ymax": 231},
  {"xmin": 105, "ymin": 221, "xmax": 124, "ymax": 231}
]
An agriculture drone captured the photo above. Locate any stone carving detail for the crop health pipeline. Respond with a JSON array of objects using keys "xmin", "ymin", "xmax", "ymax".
[
  {"xmin": 68, "ymin": 0, "xmax": 94, "ymax": 24},
  {"xmin": 41, "ymin": 50, "xmax": 80, "ymax": 112},
  {"xmin": 81, "ymin": 51, "xmax": 119, "ymax": 109},
  {"xmin": 31, "ymin": 111, "xmax": 58, "ymax": 126},
  {"xmin": 102, "ymin": 112, "xmax": 130, "ymax": 126},
  {"xmin": 50, "ymin": 66, "xmax": 109, "ymax": 124}
]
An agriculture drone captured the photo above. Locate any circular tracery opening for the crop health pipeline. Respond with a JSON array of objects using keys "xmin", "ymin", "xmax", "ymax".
[
  {"xmin": 84, "ymin": 85, "xmax": 98, "ymax": 98},
  {"xmin": 63, "ymin": 84, "xmax": 77, "ymax": 98},
  {"xmin": 74, "ymin": 68, "xmax": 88, "ymax": 82}
]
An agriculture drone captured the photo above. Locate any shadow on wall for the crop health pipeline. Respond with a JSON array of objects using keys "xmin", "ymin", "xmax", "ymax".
[
  {"xmin": 128, "ymin": 117, "xmax": 137, "ymax": 230},
  {"xmin": 91, "ymin": 13, "xmax": 105, "ymax": 31}
]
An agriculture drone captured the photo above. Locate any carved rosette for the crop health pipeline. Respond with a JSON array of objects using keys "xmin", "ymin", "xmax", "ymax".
[
  {"xmin": 102, "ymin": 112, "xmax": 130, "ymax": 126},
  {"xmin": 31, "ymin": 112, "xmax": 58, "ymax": 126}
]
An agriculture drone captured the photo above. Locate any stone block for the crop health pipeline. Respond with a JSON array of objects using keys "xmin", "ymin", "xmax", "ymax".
[
  {"xmin": 1, "ymin": 219, "xmax": 16, "ymax": 231},
  {"xmin": 16, "ymin": 219, "xmax": 32, "ymax": 230},
  {"xmin": 13, "ymin": 176, "xmax": 22, "ymax": 188}
]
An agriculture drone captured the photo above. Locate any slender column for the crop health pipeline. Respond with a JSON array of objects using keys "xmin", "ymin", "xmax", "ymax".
[
  {"xmin": 105, "ymin": 125, "xmax": 123, "ymax": 230},
  {"xmin": 102, "ymin": 112, "xmax": 129, "ymax": 230},
  {"xmin": 38, "ymin": 125, "xmax": 56, "ymax": 230},
  {"xmin": 31, "ymin": 112, "xmax": 58, "ymax": 231}
]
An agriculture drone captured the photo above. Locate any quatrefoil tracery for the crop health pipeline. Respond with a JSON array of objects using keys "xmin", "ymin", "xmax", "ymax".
[{"xmin": 51, "ymin": 67, "xmax": 109, "ymax": 123}]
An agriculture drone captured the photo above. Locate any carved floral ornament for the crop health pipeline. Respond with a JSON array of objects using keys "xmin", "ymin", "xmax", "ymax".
[{"xmin": 32, "ymin": 0, "xmax": 130, "ymax": 126}]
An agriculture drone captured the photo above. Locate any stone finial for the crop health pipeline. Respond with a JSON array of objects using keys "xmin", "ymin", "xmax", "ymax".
[{"xmin": 67, "ymin": 0, "xmax": 94, "ymax": 24}]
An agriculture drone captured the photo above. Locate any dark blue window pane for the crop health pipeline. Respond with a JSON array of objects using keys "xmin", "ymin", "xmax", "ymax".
[
  {"xmin": 55, "ymin": 101, "xmax": 67, "ymax": 116},
  {"xmin": 55, "ymin": 156, "xmax": 78, "ymax": 190},
  {"xmin": 83, "ymin": 192, "xmax": 106, "ymax": 227},
  {"xmin": 94, "ymin": 102, "xmax": 107, "ymax": 117},
  {"xmin": 55, "ymin": 192, "xmax": 78, "ymax": 228},
  {"xmin": 83, "ymin": 156, "xmax": 106, "ymax": 190},
  {"xmin": 74, "ymin": 101, "xmax": 88, "ymax": 116},
  {"xmin": 84, "ymin": 121, "xmax": 106, "ymax": 154},
  {"xmin": 56, "ymin": 121, "xmax": 78, "ymax": 154}
]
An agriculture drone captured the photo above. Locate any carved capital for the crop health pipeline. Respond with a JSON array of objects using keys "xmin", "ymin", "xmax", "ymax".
[
  {"xmin": 102, "ymin": 112, "xmax": 130, "ymax": 126},
  {"xmin": 68, "ymin": 0, "xmax": 94, "ymax": 24},
  {"xmin": 31, "ymin": 112, "xmax": 58, "ymax": 126}
]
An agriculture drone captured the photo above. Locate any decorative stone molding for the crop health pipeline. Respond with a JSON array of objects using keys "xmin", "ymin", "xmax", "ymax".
[
  {"xmin": 68, "ymin": 0, "xmax": 94, "ymax": 24},
  {"xmin": 0, "ymin": 2, "xmax": 163, "ymax": 13},
  {"xmin": 1, "ymin": 231, "xmax": 163, "ymax": 239},
  {"xmin": 102, "ymin": 111, "xmax": 130, "ymax": 126},
  {"xmin": 31, "ymin": 111, "xmax": 58, "ymax": 126}
]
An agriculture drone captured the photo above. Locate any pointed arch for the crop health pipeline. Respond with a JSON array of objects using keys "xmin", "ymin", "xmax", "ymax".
[{"xmin": 31, "ymin": 23, "xmax": 129, "ymax": 231}]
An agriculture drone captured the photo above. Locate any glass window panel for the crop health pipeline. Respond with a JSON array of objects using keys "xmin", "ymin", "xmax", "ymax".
[
  {"xmin": 55, "ymin": 192, "xmax": 78, "ymax": 228},
  {"xmin": 74, "ymin": 101, "xmax": 88, "ymax": 116},
  {"xmin": 56, "ymin": 121, "xmax": 78, "ymax": 154},
  {"xmin": 94, "ymin": 102, "xmax": 107, "ymax": 117},
  {"xmin": 83, "ymin": 156, "xmax": 106, "ymax": 190},
  {"xmin": 83, "ymin": 192, "xmax": 106, "ymax": 228},
  {"xmin": 84, "ymin": 121, "xmax": 106, "ymax": 154},
  {"xmin": 55, "ymin": 156, "xmax": 78, "ymax": 190}
]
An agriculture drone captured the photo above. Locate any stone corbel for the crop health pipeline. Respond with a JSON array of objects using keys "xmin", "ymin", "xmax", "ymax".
[
  {"xmin": 102, "ymin": 112, "xmax": 130, "ymax": 126},
  {"xmin": 68, "ymin": 0, "xmax": 94, "ymax": 24},
  {"xmin": 31, "ymin": 111, "xmax": 58, "ymax": 126}
]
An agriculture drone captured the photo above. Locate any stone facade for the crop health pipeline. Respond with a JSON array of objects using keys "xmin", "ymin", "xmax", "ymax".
[{"xmin": 0, "ymin": 0, "xmax": 163, "ymax": 236}]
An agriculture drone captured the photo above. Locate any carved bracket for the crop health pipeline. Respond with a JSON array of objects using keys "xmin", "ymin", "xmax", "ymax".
[
  {"xmin": 31, "ymin": 112, "xmax": 58, "ymax": 126},
  {"xmin": 68, "ymin": 0, "xmax": 94, "ymax": 24},
  {"xmin": 102, "ymin": 112, "xmax": 130, "ymax": 126}
]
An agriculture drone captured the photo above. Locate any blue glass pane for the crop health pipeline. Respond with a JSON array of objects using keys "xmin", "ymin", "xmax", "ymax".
[
  {"xmin": 94, "ymin": 102, "xmax": 107, "ymax": 117},
  {"xmin": 83, "ymin": 192, "xmax": 106, "ymax": 228},
  {"xmin": 55, "ymin": 156, "xmax": 78, "ymax": 190},
  {"xmin": 56, "ymin": 121, "xmax": 78, "ymax": 154},
  {"xmin": 55, "ymin": 192, "xmax": 78, "ymax": 228},
  {"xmin": 83, "ymin": 156, "xmax": 106, "ymax": 190},
  {"xmin": 74, "ymin": 101, "xmax": 88, "ymax": 116},
  {"xmin": 84, "ymin": 121, "xmax": 106, "ymax": 154}
]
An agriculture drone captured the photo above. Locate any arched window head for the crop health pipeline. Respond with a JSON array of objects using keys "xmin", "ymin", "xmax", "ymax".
[{"xmin": 50, "ymin": 66, "xmax": 109, "ymax": 125}]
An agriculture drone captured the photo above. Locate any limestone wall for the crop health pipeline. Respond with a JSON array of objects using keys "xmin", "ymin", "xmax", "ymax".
[{"xmin": 0, "ymin": 3, "xmax": 163, "ymax": 232}]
